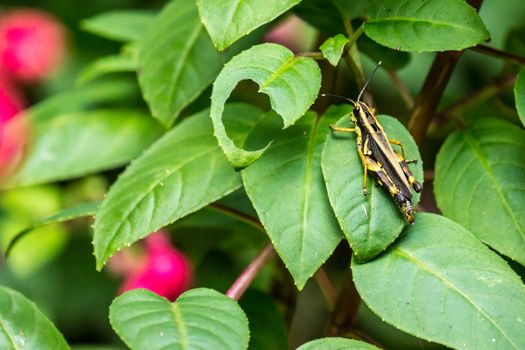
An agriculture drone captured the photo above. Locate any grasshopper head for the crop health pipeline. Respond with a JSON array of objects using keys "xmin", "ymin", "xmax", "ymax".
[
  {"xmin": 401, "ymin": 202, "xmax": 415, "ymax": 224},
  {"xmin": 394, "ymin": 193, "xmax": 415, "ymax": 224}
]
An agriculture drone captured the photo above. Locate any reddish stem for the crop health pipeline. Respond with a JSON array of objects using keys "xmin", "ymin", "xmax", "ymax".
[{"xmin": 226, "ymin": 243, "xmax": 275, "ymax": 301}]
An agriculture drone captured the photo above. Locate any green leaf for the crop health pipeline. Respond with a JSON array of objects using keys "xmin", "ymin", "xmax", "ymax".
[
  {"xmin": 81, "ymin": 10, "xmax": 155, "ymax": 42},
  {"xmin": 93, "ymin": 104, "xmax": 266, "ymax": 269},
  {"xmin": 5, "ymin": 201, "xmax": 99, "ymax": 257},
  {"xmin": 322, "ymin": 111, "xmax": 423, "ymax": 261},
  {"xmin": 514, "ymin": 68, "xmax": 525, "ymax": 127},
  {"xmin": 78, "ymin": 54, "xmax": 136, "ymax": 84},
  {"xmin": 363, "ymin": 0, "xmax": 489, "ymax": 52},
  {"xmin": 320, "ymin": 34, "xmax": 349, "ymax": 66},
  {"xmin": 211, "ymin": 43, "xmax": 321, "ymax": 169},
  {"xmin": 138, "ymin": 0, "xmax": 227, "ymax": 127},
  {"xmin": 297, "ymin": 337, "xmax": 380, "ymax": 350},
  {"xmin": 3, "ymin": 109, "xmax": 163, "ymax": 189},
  {"xmin": 110, "ymin": 288, "xmax": 249, "ymax": 350},
  {"xmin": 352, "ymin": 213, "xmax": 525, "ymax": 350},
  {"xmin": 357, "ymin": 34, "xmax": 410, "ymax": 70},
  {"xmin": 196, "ymin": 0, "xmax": 301, "ymax": 51},
  {"xmin": 242, "ymin": 110, "xmax": 342, "ymax": 289},
  {"xmin": 434, "ymin": 118, "xmax": 525, "ymax": 266},
  {"xmin": 0, "ymin": 286, "xmax": 69, "ymax": 349}
]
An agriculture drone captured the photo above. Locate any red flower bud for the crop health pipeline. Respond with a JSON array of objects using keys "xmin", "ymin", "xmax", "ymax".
[
  {"xmin": 0, "ymin": 9, "xmax": 65, "ymax": 82},
  {"xmin": 118, "ymin": 231, "xmax": 193, "ymax": 301}
]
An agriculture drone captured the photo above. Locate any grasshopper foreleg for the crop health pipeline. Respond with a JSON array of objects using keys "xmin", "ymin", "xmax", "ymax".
[{"xmin": 329, "ymin": 125, "xmax": 355, "ymax": 133}]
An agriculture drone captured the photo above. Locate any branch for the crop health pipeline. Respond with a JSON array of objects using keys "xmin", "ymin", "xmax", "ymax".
[
  {"xmin": 226, "ymin": 243, "xmax": 275, "ymax": 301},
  {"xmin": 407, "ymin": 0, "xmax": 484, "ymax": 146},
  {"xmin": 407, "ymin": 51, "xmax": 463, "ymax": 146},
  {"xmin": 314, "ymin": 268, "xmax": 337, "ymax": 310},
  {"xmin": 471, "ymin": 44, "xmax": 525, "ymax": 65}
]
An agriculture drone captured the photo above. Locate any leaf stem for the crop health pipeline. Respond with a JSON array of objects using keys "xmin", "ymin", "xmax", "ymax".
[
  {"xmin": 343, "ymin": 24, "xmax": 366, "ymax": 91},
  {"xmin": 207, "ymin": 203, "xmax": 264, "ymax": 232},
  {"xmin": 314, "ymin": 268, "xmax": 337, "ymax": 310},
  {"xmin": 437, "ymin": 74, "xmax": 516, "ymax": 119},
  {"xmin": 346, "ymin": 26, "xmax": 364, "ymax": 52},
  {"xmin": 295, "ymin": 51, "xmax": 325, "ymax": 60},
  {"xmin": 226, "ymin": 243, "xmax": 275, "ymax": 301},
  {"xmin": 471, "ymin": 44, "xmax": 525, "ymax": 65},
  {"xmin": 387, "ymin": 69, "xmax": 414, "ymax": 109}
]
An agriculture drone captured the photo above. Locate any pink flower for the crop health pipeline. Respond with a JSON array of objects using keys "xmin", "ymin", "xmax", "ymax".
[
  {"xmin": 263, "ymin": 15, "xmax": 310, "ymax": 53},
  {"xmin": 0, "ymin": 74, "xmax": 24, "ymax": 123},
  {"xmin": 116, "ymin": 231, "xmax": 193, "ymax": 301},
  {"xmin": 0, "ymin": 74, "xmax": 27, "ymax": 180},
  {"xmin": 0, "ymin": 9, "xmax": 65, "ymax": 83}
]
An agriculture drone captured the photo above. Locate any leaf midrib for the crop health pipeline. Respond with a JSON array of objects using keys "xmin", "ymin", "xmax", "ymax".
[
  {"xmin": 259, "ymin": 56, "xmax": 296, "ymax": 90},
  {"xmin": 366, "ymin": 17, "xmax": 482, "ymax": 35},
  {"xmin": 167, "ymin": 23, "xmax": 203, "ymax": 116},
  {"xmin": 463, "ymin": 131, "xmax": 525, "ymax": 246},
  {"xmin": 97, "ymin": 145, "xmax": 218, "ymax": 265},
  {"xmin": 172, "ymin": 304, "xmax": 187, "ymax": 349},
  {"xmin": 298, "ymin": 119, "xmax": 320, "ymax": 274},
  {"xmin": 0, "ymin": 317, "xmax": 18, "ymax": 350},
  {"xmin": 224, "ymin": 0, "xmax": 244, "ymax": 40},
  {"xmin": 393, "ymin": 247, "xmax": 519, "ymax": 349}
]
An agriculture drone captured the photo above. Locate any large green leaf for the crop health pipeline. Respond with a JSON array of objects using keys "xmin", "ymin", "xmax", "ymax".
[
  {"xmin": 211, "ymin": 43, "xmax": 321, "ymax": 169},
  {"xmin": 297, "ymin": 337, "xmax": 380, "ymax": 350},
  {"xmin": 364, "ymin": 0, "xmax": 489, "ymax": 52},
  {"xmin": 5, "ymin": 201, "xmax": 99, "ymax": 257},
  {"xmin": 242, "ymin": 109, "xmax": 342, "ymax": 289},
  {"xmin": 81, "ymin": 10, "xmax": 155, "ymax": 42},
  {"xmin": 196, "ymin": 0, "xmax": 301, "ymax": 51},
  {"xmin": 514, "ymin": 68, "xmax": 525, "ymax": 127},
  {"xmin": 138, "ymin": 0, "xmax": 226, "ymax": 127},
  {"xmin": 110, "ymin": 288, "xmax": 249, "ymax": 350},
  {"xmin": 3, "ymin": 109, "xmax": 163, "ymax": 189},
  {"xmin": 352, "ymin": 213, "xmax": 525, "ymax": 350},
  {"xmin": 435, "ymin": 118, "xmax": 525, "ymax": 266},
  {"xmin": 0, "ymin": 286, "xmax": 69, "ymax": 349},
  {"xmin": 322, "ymin": 111, "xmax": 423, "ymax": 261},
  {"xmin": 93, "ymin": 104, "xmax": 267, "ymax": 269}
]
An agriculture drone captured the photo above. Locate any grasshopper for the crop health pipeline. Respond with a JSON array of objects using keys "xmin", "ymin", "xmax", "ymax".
[{"xmin": 326, "ymin": 63, "xmax": 423, "ymax": 223}]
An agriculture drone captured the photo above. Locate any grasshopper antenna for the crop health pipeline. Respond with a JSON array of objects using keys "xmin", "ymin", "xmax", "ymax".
[
  {"xmin": 356, "ymin": 60, "xmax": 382, "ymax": 102},
  {"xmin": 320, "ymin": 93, "xmax": 355, "ymax": 105}
]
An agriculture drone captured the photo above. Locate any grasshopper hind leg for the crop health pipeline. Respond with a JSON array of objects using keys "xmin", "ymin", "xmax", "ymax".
[{"xmin": 394, "ymin": 153, "xmax": 423, "ymax": 193}]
